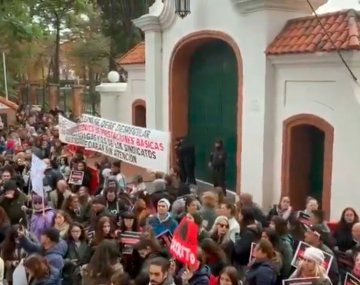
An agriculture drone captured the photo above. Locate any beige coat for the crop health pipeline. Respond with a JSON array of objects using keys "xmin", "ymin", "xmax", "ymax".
[{"xmin": 49, "ymin": 189, "xmax": 72, "ymax": 209}]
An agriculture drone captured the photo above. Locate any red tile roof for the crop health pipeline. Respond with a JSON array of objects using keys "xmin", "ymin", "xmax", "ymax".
[
  {"xmin": 0, "ymin": 96, "xmax": 18, "ymax": 110},
  {"xmin": 116, "ymin": 42, "xmax": 145, "ymax": 65},
  {"xmin": 266, "ymin": 9, "xmax": 360, "ymax": 55}
]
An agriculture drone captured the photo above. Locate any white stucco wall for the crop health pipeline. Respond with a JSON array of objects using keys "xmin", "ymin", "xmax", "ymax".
[
  {"xmin": 133, "ymin": 0, "xmax": 358, "ymax": 216},
  {"xmin": 98, "ymin": 65, "xmax": 145, "ymax": 125},
  {"xmin": 157, "ymin": 0, "xmax": 310, "ymax": 206},
  {"xmin": 269, "ymin": 53, "xmax": 360, "ymax": 219},
  {"xmin": 121, "ymin": 65, "xmax": 146, "ymax": 125}
]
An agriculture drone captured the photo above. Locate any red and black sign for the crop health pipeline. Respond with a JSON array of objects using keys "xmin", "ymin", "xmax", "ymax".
[
  {"xmin": 68, "ymin": 170, "xmax": 84, "ymax": 185},
  {"xmin": 170, "ymin": 216, "xmax": 199, "ymax": 268}
]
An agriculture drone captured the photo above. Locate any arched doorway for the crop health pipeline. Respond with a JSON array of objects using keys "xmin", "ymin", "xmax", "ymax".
[
  {"xmin": 169, "ymin": 31, "xmax": 243, "ymax": 192},
  {"xmin": 132, "ymin": 99, "xmax": 146, "ymax": 128},
  {"xmin": 282, "ymin": 114, "xmax": 334, "ymax": 218},
  {"xmin": 188, "ymin": 41, "xmax": 237, "ymax": 189}
]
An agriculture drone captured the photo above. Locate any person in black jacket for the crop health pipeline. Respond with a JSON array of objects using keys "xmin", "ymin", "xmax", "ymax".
[
  {"xmin": 245, "ymin": 239, "xmax": 278, "ymax": 285},
  {"xmin": 175, "ymin": 137, "xmax": 196, "ymax": 185},
  {"xmin": 333, "ymin": 207, "xmax": 359, "ymax": 252},
  {"xmin": 209, "ymin": 139, "xmax": 227, "ymax": 195},
  {"xmin": 233, "ymin": 207, "xmax": 261, "ymax": 278}
]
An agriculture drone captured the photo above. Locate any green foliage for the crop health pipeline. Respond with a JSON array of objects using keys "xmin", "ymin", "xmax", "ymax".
[
  {"xmin": 96, "ymin": 0, "xmax": 151, "ymax": 69},
  {"xmin": 0, "ymin": 0, "xmax": 48, "ymax": 97},
  {"xmin": 30, "ymin": 0, "xmax": 89, "ymax": 83}
]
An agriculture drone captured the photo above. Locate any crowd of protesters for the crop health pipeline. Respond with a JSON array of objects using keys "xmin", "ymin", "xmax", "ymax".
[{"xmin": 0, "ymin": 104, "xmax": 358, "ymax": 285}]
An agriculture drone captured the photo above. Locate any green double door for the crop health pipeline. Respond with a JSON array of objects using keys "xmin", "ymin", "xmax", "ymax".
[{"xmin": 187, "ymin": 40, "xmax": 238, "ymax": 190}]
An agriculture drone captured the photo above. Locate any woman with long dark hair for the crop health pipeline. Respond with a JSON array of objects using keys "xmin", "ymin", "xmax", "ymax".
[
  {"xmin": 59, "ymin": 156, "xmax": 71, "ymax": 181},
  {"xmin": 0, "ymin": 206, "xmax": 10, "ymax": 245},
  {"xmin": 270, "ymin": 216, "xmax": 294, "ymax": 278},
  {"xmin": 200, "ymin": 238, "xmax": 228, "ymax": 277},
  {"xmin": 333, "ymin": 207, "xmax": 359, "ymax": 251},
  {"xmin": 63, "ymin": 222, "xmax": 92, "ymax": 285},
  {"xmin": 245, "ymin": 239, "xmax": 278, "ymax": 285},
  {"xmin": 62, "ymin": 194, "xmax": 88, "ymax": 223},
  {"xmin": 82, "ymin": 240, "xmax": 122, "ymax": 285},
  {"xmin": 53, "ymin": 210, "xmax": 72, "ymax": 239},
  {"xmin": 1, "ymin": 225, "xmax": 27, "ymax": 285},
  {"xmin": 233, "ymin": 207, "xmax": 261, "ymax": 269},
  {"xmin": 261, "ymin": 228, "xmax": 284, "ymax": 282},
  {"xmin": 92, "ymin": 216, "xmax": 115, "ymax": 246},
  {"xmin": 217, "ymin": 266, "xmax": 239, "ymax": 285},
  {"xmin": 119, "ymin": 211, "xmax": 139, "ymax": 232}
]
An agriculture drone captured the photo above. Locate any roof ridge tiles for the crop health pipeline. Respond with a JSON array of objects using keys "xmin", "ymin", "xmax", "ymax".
[{"xmin": 266, "ymin": 9, "xmax": 360, "ymax": 55}]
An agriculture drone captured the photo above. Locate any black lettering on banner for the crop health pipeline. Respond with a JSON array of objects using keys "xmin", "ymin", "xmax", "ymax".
[
  {"xmin": 113, "ymin": 149, "xmax": 137, "ymax": 163},
  {"xmin": 115, "ymin": 142, "xmax": 124, "ymax": 150}
]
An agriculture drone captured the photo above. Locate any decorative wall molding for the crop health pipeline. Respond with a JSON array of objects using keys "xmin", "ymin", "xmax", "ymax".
[
  {"xmin": 133, "ymin": 0, "xmax": 176, "ymax": 32},
  {"xmin": 231, "ymin": 0, "xmax": 327, "ymax": 14}
]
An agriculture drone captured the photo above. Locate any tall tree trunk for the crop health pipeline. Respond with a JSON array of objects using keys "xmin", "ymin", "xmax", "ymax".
[
  {"xmin": 53, "ymin": 18, "xmax": 60, "ymax": 84},
  {"xmin": 89, "ymin": 65, "xmax": 96, "ymax": 115},
  {"xmin": 109, "ymin": 38, "xmax": 117, "ymax": 71}
]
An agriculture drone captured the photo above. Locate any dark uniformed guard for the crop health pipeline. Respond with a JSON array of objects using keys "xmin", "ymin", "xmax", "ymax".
[{"xmin": 209, "ymin": 139, "xmax": 227, "ymax": 195}]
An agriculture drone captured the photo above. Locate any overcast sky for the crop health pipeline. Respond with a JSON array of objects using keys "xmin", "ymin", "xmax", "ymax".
[{"xmin": 317, "ymin": 0, "xmax": 360, "ymax": 13}]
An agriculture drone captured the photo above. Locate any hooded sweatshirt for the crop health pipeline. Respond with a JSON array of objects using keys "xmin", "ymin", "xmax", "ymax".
[
  {"xmin": 30, "ymin": 207, "xmax": 56, "ymax": 241},
  {"xmin": 148, "ymin": 213, "xmax": 178, "ymax": 236}
]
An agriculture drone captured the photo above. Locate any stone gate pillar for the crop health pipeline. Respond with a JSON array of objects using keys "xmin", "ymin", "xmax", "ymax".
[
  {"xmin": 72, "ymin": 85, "xmax": 84, "ymax": 118},
  {"xmin": 48, "ymin": 84, "xmax": 59, "ymax": 111}
]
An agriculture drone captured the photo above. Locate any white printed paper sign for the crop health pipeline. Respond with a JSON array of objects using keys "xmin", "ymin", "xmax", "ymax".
[
  {"xmin": 58, "ymin": 114, "xmax": 170, "ymax": 173},
  {"xmin": 13, "ymin": 262, "xmax": 27, "ymax": 285}
]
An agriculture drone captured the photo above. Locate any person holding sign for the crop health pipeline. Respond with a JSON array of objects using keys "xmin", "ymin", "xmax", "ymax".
[
  {"xmin": 289, "ymin": 247, "xmax": 332, "ymax": 284},
  {"xmin": 176, "ymin": 248, "xmax": 211, "ymax": 285},
  {"xmin": 245, "ymin": 239, "xmax": 278, "ymax": 285}
]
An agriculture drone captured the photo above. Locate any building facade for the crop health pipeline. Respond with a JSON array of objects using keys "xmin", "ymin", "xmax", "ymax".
[{"xmin": 102, "ymin": 0, "xmax": 360, "ymax": 219}]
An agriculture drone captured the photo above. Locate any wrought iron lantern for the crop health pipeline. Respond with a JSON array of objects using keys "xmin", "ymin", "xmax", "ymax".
[{"xmin": 175, "ymin": 0, "xmax": 191, "ymax": 19}]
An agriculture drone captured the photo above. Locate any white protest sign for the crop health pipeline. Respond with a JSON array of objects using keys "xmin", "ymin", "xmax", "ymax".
[
  {"xmin": 58, "ymin": 114, "xmax": 170, "ymax": 173},
  {"xmin": 30, "ymin": 154, "xmax": 47, "ymax": 197},
  {"xmin": 79, "ymin": 114, "xmax": 170, "ymax": 173},
  {"xmin": 13, "ymin": 261, "xmax": 27, "ymax": 285},
  {"xmin": 58, "ymin": 115, "xmax": 83, "ymax": 146}
]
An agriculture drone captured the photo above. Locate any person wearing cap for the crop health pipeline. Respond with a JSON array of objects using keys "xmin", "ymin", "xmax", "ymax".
[
  {"xmin": 304, "ymin": 224, "xmax": 339, "ymax": 284},
  {"xmin": 147, "ymin": 198, "xmax": 178, "ymax": 236},
  {"xmin": 289, "ymin": 246, "xmax": 332, "ymax": 284},
  {"xmin": 0, "ymin": 179, "xmax": 27, "ymax": 226},
  {"xmin": 17, "ymin": 226, "xmax": 68, "ymax": 271}
]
